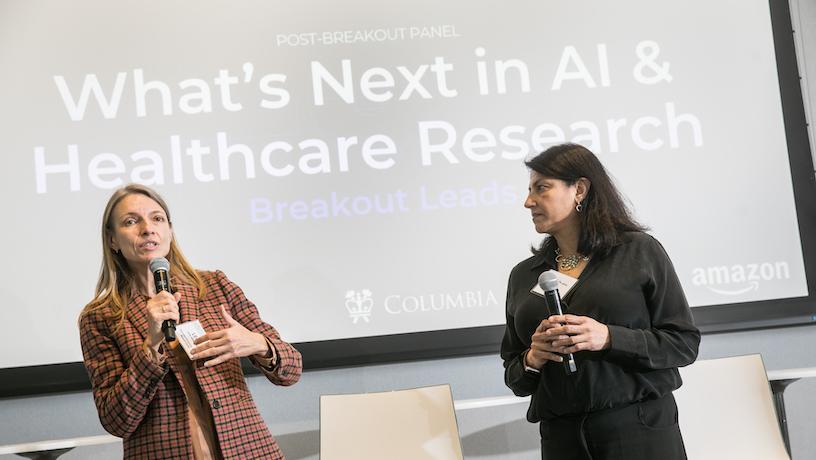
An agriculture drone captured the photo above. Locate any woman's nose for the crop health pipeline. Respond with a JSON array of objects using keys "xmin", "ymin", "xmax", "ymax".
[
  {"xmin": 139, "ymin": 221, "xmax": 155, "ymax": 234},
  {"xmin": 524, "ymin": 195, "xmax": 535, "ymax": 208}
]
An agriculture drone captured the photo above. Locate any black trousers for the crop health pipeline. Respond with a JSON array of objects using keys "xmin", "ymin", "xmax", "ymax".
[{"xmin": 539, "ymin": 393, "xmax": 687, "ymax": 460}]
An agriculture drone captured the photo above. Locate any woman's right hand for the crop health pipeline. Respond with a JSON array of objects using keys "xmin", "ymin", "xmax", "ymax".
[
  {"xmin": 144, "ymin": 291, "xmax": 181, "ymax": 351},
  {"xmin": 525, "ymin": 318, "xmax": 567, "ymax": 369}
]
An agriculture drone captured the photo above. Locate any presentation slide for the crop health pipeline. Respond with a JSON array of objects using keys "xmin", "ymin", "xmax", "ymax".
[{"xmin": 0, "ymin": 0, "xmax": 809, "ymax": 370}]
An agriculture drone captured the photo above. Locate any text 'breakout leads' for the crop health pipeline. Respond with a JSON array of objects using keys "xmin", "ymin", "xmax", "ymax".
[{"xmin": 249, "ymin": 181, "xmax": 519, "ymax": 224}]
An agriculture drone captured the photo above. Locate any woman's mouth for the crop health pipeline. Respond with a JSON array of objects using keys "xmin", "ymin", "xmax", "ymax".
[{"xmin": 140, "ymin": 241, "xmax": 159, "ymax": 250}]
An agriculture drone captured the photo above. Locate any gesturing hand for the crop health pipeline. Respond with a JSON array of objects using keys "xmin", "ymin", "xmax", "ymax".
[
  {"xmin": 526, "ymin": 318, "xmax": 570, "ymax": 369},
  {"xmin": 191, "ymin": 306, "xmax": 269, "ymax": 367},
  {"xmin": 546, "ymin": 314, "xmax": 611, "ymax": 353}
]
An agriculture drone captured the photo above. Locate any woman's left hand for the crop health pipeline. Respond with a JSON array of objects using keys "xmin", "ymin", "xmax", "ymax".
[
  {"xmin": 191, "ymin": 306, "xmax": 269, "ymax": 367},
  {"xmin": 546, "ymin": 314, "xmax": 611, "ymax": 353}
]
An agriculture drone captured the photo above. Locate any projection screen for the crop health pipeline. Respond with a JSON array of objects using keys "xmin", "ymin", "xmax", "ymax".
[{"xmin": 1, "ymin": 0, "xmax": 814, "ymax": 396}]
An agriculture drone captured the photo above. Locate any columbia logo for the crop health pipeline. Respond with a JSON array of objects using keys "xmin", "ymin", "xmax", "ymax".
[{"xmin": 345, "ymin": 290, "xmax": 373, "ymax": 323}]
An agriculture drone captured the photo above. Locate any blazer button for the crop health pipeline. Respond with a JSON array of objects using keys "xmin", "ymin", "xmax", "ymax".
[{"xmin": 211, "ymin": 399, "xmax": 221, "ymax": 409}]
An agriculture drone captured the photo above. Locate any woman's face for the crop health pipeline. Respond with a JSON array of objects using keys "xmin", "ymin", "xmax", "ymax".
[
  {"xmin": 108, "ymin": 193, "xmax": 173, "ymax": 272},
  {"xmin": 524, "ymin": 171, "xmax": 580, "ymax": 235}
]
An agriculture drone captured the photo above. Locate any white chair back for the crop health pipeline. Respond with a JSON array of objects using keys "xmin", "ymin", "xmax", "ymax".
[
  {"xmin": 320, "ymin": 384, "xmax": 464, "ymax": 460},
  {"xmin": 674, "ymin": 354, "xmax": 789, "ymax": 460}
]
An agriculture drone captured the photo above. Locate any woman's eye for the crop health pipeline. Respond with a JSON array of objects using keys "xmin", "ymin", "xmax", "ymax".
[
  {"xmin": 123, "ymin": 218, "xmax": 136, "ymax": 226},
  {"xmin": 154, "ymin": 215, "xmax": 165, "ymax": 222}
]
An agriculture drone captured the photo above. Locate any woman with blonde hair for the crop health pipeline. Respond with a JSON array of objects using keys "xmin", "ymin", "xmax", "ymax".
[{"xmin": 79, "ymin": 184, "xmax": 302, "ymax": 459}]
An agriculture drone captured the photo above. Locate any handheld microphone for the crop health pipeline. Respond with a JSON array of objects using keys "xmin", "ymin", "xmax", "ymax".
[
  {"xmin": 149, "ymin": 257, "xmax": 175, "ymax": 342},
  {"xmin": 538, "ymin": 271, "xmax": 578, "ymax": 375}
]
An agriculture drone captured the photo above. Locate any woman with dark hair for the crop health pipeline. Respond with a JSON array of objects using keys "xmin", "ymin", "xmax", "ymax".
[
  {"xmin": 79, "ymin": 184, "xmax": 302, "ymax": 459},
  {"xmin": 501, "ymin": 143, "xmax": 700, "ymax": 459}
]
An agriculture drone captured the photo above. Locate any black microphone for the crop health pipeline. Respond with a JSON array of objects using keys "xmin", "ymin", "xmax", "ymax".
[
  {"xmin": 538, "ymin": 271, "xmax": 578, "ymax": 375},
  {"xmin": 149, "ymin": 257, "xmax": 175, "ymax": 342}
]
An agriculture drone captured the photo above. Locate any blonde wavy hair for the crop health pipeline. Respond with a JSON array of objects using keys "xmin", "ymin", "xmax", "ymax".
[{"xmin": 79, "ymin": 184, "xmax": 206, "ymax": 328}]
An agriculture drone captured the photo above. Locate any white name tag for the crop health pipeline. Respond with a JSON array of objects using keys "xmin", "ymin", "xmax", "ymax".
[
  {"xmin": 530, "ymin": 269, "xmax": 578, "ymax": 299},
  {"xmin": 175, "ymin": 319, "xmax": 207, "ymax": 360}
]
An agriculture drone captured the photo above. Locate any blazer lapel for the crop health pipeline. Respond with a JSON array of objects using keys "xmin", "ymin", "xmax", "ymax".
[
  {"xmin": 125, "ymin": 293, "xmax": 150, "ymax": 343},
  {"xmin": 176, "ymin": 282, "xmax": 198, "ymax": 324}
]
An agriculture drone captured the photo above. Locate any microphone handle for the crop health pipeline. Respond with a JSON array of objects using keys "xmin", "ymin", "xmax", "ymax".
[
  {"xmin": 544, "ymin": 289, "xmax": 578, "ymax": 375},
  {"xmin": 162, "ymin": 320, "xmax": 176, "ymax": 342},
  {"xmin": 154, "ymin": 270, "xmax": 176, "ymax": 342}
]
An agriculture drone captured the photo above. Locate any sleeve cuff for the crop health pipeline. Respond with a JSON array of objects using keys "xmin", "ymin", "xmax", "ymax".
[
  {"xmin": 252, "ymin": 337, "xmax": 279, "ymax": 371},
  {"xmin": 519, "ymin": 349, "xmax": 541, "ymax": 375},
  {"xmin": 606, "ymin": 325, "xmax": 644, "ymax": 360},
  {"xmin": 522, "ymin": 350, "xmax": 541, "ymax": 374},
  {"xmin": 142, "ymin": 340, "xmax": 167, "ymax": 365}
]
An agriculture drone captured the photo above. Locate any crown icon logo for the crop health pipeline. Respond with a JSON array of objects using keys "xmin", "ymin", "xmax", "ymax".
[{"xmin": 345, "ymin": 290, "xmax": 373, "ymax": 323}]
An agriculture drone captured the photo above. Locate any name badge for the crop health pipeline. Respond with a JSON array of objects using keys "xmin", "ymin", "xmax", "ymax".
[{"xmin": 175, "ymin": 320, "xmax": 207, "ymax": 360}]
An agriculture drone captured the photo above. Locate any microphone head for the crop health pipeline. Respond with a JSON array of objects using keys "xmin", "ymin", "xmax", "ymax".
[
  {"xmin": 149, "ymin": 257, "xmax": 170, "ymax": 274},
  {"xmin": 538, "ymin": 271, "xmax": 560, "ymax": 291}
]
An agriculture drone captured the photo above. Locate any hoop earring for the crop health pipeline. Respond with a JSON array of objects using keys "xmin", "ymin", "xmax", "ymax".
[{"xmin": 575, "ymin": 202, "xmax": 583, "ymax": 213}]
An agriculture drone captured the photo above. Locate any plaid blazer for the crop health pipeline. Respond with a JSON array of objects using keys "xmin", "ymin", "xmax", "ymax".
[{"xmin": 80, "ymin": 270, "xmax": 302, "ymax": 459}]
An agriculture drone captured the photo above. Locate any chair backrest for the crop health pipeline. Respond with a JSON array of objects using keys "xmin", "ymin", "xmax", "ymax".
[
  {"xmin": 320, "ymin": 384, "xmax": 464, "ymax": 460},
  {"xmin": 674, "ymin": 354, "xmax": 789, "ymax": 460}
]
